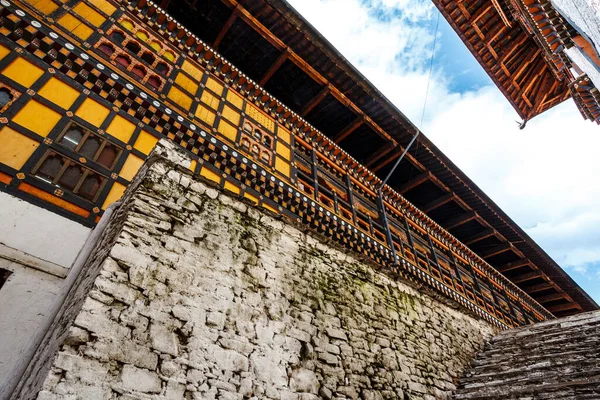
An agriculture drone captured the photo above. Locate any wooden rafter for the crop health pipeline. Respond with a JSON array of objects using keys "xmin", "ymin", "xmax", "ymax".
[
  {"xmin": 421, "ymin": 192, "xmax": 456, "ymax": 213},
  {"xmin": 212, "ymin": 4, "xmax": 241, "ymax": 49},
  {"xmin": 547, "ymin": 302, "xmax": 582, "ymax": 313},
  {"xmin": 371, "ymin": 151, "xmax": 399, "ymax": 173},
  {"xmin": 365, "ymin": 143, "xmax": 397, "ymax": 168},
  {"xmin": 300, "ymin": 85, "xmax": 331, "ymax": 117},
  {"xmin": 523, "ymin": 282, "xmax": 555, "ymax": 293},
  {"xmin": 259, "ymin": 47, "xmax": 290, "ymax": 87},
  {"xmin": 397, "ymin": 172, "xmax": 431, "ymax": 194},
  {"xmin": 218, "ymin": 0, "xmax": 397, "ymax": 145},
  {"xmin": 479, "ymin": 242, "xmax": 515, "ymax": 259},
  {"xmin": 512, "ymin": 270, "xmax": 544, "ymax": 284},
  {"xmin": 463, "ymin": 228, "xmax": 498, "ymax": 245},
  {"xmin": 445, "ymin": 210, "xmax": 477, "ymax": 230},
  {"xmin": 535, "ymin": 292, "xmax": 571, "ymax": 303},
  {"xmin": 497, "ymin": 258, "xmax": 532, "ymax": 273},
  {"xmin": 333, "ymin": 116, "xmax": 363, "ymax": 143}
]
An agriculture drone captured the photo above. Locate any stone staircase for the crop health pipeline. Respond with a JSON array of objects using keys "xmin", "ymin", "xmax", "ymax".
[{"xmin": 454, "ymin": 310, "xmax": 600, "ymax": 399}]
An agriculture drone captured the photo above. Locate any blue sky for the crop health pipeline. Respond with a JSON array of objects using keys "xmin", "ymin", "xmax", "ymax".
[{"xmin": 287, "ymin": 0, "xmax": 600, "ymax": 304}]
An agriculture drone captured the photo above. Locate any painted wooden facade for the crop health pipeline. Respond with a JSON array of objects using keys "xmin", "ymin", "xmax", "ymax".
[{"xmin": 0, "ymin": 0, "xmax": 563, "ymax": 329}]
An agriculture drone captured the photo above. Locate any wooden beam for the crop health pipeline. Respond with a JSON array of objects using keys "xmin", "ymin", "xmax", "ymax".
[
  {"xmin": 365, "ymin": 143, "xmax": 397, "ymax": 168},
  {"xmin": 333, "ymin": 116, "xmax": 363, "ymax": 144},
  {"xmin": 219, "ymin": 0, "xmax": 398, "ymax": 145},
  {"xmin": 496, "ymin": 258, "xmax": 532, "ymax": 273},
  {"xmin": 371, "ymin": 151, "xmax": 399, "ymax": 173},
  {"xmin": 469, "ymin": 3, "xmax": 492, "ymax": 24},
  {"xmin": 421, "ymin": 192, "xmax": 455, "ymax": 213},
  {"xmin": 300, "ymin": 85, "xmax": 330, "ymax": 117},
  {"xmin": 463, "ymin": 228, "xmax": 496, "ymax": 245},
  {"xmin": 445, "ymin": 211, "xmax": 477, "ymax": 230},
  {"xmin": 535, "ymin": 292, "xmax": 570, "ymax": 304},
  {"xmin": 259, "ymin": 47, "xmax": 290, "ymax": 87},
  {"xmin": 512, "ymin": 270, "xmax": 544, "ymax": 284},
  {"xmin": 397, "ymin": 171, "xmax": 431, "ymax": 194},
  {"xmin": 522, "ymin": 282, "xmax": 554, "ymax": 293},
  {"xmin": 212, "ymin": 5, "xmax": 241, "ymax": 49},
  {"xmin": 499, "ymin": 33, "xmax": 528, "ymax": 64},
  {"xmin": 479, "ymin": 242, "xmax": 514, "ymax": 259},
  {"xmin": 547, "ymin": 302, "xmax": 582, "ymax": 313}
]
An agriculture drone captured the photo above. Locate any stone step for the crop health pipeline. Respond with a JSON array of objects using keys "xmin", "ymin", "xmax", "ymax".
[
  {"xmin": 455, "ymin": 373, "xmax": 600, "ymax": 399},
  {"xmin": 491, "ymin": 311, "xmax": 600, "ymax": 343},
  {"xmin": 470, "ymin": 337, "xmax": 600, "ymax": 369},
  {"xmin": 474, "ymin": 329, "xmax": 600, "ymax": 359},
  {"xmin": 453, "ymin": 310, "xmax": 600, "ymax": 400}
]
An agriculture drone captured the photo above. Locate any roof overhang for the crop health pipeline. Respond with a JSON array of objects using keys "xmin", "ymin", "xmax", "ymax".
[{"xmin": 138, "ymin": 0, "xmax": 598, "ymax": 315}]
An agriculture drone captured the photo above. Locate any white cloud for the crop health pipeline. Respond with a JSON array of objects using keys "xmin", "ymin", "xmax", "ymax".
[{"xmin": 287, "ymin": 0, "xmax": 600, "ymax": 290}]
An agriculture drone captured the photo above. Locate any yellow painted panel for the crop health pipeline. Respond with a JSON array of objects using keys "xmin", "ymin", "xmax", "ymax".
[
  {"xmin": 278, "ymin": 127, "xmax": 291, "ymax": 144},
  {"xmin": 87, "ymin": 0, "xmax": 116, "ymax": 15},
  {"xmin": 73, "ymin": 3, "xmax": 105, "ymax": 27},
  {"xmin": 195, "ymin": 104, "xmax": 216, "ymax": 126},
  {"xmin": 75, "ymin": 98, "xmax": 109, "ymax": 127},
  {"xmin": 13, "ymin": 100, "xmax": 61, "ymax": 137},
  {"xmin": 175, "ymin": 72, "xmax": 198, "ymax": 95},
  {"xmin": 136, "ymin": 30, "xmax": 149, "ymax": 42},
  {"xmin": 181, "ymin": 60, "xmax": 203, "ymax": 81},
  {"xmin": 72, "ymin": 23, "xmax": 93, "ymax": 40},
  {"xmin": 244, "ymin": 191, "xmax": 258, "ymax": 204},
  {"xmin": 102, "ymin": 182, "xmax": 126, "ymax": 210},
  {"xmin": 189, "ymin": 159, "xmax": 197, "ymax": 173},
  {"xmin": 121, "ymin": 19, "xmax": 134, "ymax": 31},
  {"xmin": 106, "ymin": 115, "xmax": 136, "ymax": 143},
  {"xmin": 0, "ymin": 127, "xmax": 40, "ymax": 170},
  {"xmin": 163, "ymin": 51, "xmax": 175, "ymax": 62},
  {"xmin": 2, "ymin": 57, "xmax": 44, "ymax": 88},
  {"xmin": 226, "ymin": 90, "xmax": 244, "ymax": 109},
  {"xmin": 58, "ymin": 13, "xmax": 80, "ymax": 31},
  {"xmin": 217, "ymin": 120, "xmax": 238, "ymax": 143},
  {"xmin": 200, "ymin": 90, "xmax": 219, "ymax": 110},
  {"xmin": 119, "ymin": 154, "xmax": 144, "ymax": 181},
  {"xmin": 200, "ymin": 166, "xmax": 221, "ymax": 184},
  {"xmin": 276, "ymin": 142, "xmax": 291, "ymax": 160},
  {"xmin": 205, "ymin": 77, "xmax": 223, "ymax": 96},
  {"xmin": 0, "ymin": 45, "xmax": 9, "ymax": 61},
  {"xmin": 133, "ymin": 130, "xmax": 159, "ymax": 155},
  {"xmin": 149, "ymin": 41, "xmax": 161, "ymax": 52},
  {"xmin": 262, "ymin": 202, "xmax": 279, "ymax": 214},
  {"xmin": 168, "ymin": 86, "xmax": 193, "ymax": 111},
  {"xmin": 38, "ymin": 78, "xmax": 80, "ymax": 109},
  {"xmin": 275, "ymin": 156, "xmax": 290, "ymax": 177},
  {"xmin": 224, "ymin": 181, "xmax": 240, "ymax": 195},
  {"xmin": 26, "ymin": 0, "xmax": 59, "ymax": 14},
  {"xmin": 246, "ymin": 103, "xmax": 275, "ymax": 132},
  {"xmin": 222, "ymin": 105, "xmax": 240, "ymax": 125}
]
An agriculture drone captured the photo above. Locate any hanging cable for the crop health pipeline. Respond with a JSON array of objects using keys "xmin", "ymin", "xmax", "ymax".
[{"xmin": 378, "ymin": 8, "xmax": 441, "ymax": 264}]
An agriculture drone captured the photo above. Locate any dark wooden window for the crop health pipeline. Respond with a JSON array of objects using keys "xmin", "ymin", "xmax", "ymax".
[
  {"xmin": 57, "ymin": 123, "xmax": 123, "ymax": 170},
  {"xmin": 33, "ymin": 151, "xmax": 108, "ymax": 202}
]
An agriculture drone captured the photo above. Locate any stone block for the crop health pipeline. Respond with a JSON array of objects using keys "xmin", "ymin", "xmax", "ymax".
[
  {"xmin": 121, "ymin": 365, "xmax": 162, "ymax": 393},
  {"xmin": 289, "ymin": 368, "xmax": 319, "ymax": 394},
  {"xmin": 150, "ymin": 323, "xmax": 179, "ymax": 356}
]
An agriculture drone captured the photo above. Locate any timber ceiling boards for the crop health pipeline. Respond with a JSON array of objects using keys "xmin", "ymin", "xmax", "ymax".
[
  {"xmin": 161, "ymin": 0, "xmax": 597, "ymax": 315},
  {"xmin": 431, "ymin": 0, "xmax": 571, "ymax": 121}
]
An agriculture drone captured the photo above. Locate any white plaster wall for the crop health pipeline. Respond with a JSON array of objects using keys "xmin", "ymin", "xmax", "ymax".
[
  {"xmin": 0, "ymin": 192, "xmax": 91, "ymax": 268},
  {"xmin": 0, "ymin": 192, "xmax": 92, "ymax": 399},
  {"xmin": 0, "ymin": 259, "xmax": 63, "ymax": 400}
]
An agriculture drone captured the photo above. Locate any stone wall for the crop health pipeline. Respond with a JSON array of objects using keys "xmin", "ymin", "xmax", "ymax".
[{"xmin": 33, "ymin": 142, "xmax": 497, "ymax": 400}]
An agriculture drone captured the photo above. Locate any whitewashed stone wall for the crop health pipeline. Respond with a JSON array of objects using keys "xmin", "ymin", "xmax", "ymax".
[{"xmin": 33, "ymin": 142, "xmax": 497, "ymax": 400}]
